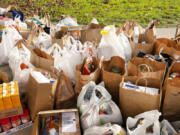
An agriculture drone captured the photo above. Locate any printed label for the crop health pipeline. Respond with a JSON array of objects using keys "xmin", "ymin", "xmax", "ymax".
[{"xmin": 62, "ymin": 112, "xmax": 76, "ymax": 133}]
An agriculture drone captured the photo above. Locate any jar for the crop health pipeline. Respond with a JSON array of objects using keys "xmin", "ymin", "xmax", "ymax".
[
  {"xmin": 11, "ymin": 116, "xmax": 21, "ymax": 128},
  {"xmin": 0, "ymin": 118, "xmax": 12, "ymax": 131},
  {"xmin": 20, "ymin": 109, "xmax": 30, "ymax": 124}
]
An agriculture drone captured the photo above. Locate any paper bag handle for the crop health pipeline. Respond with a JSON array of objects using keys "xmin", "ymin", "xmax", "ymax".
[
  {"xmin": 138, "ymin": 64, "xmax": 153, "ymax": 73},
  {"xmin": 135, "ymin": 78, "xmax": 148, "ymax": 88}
]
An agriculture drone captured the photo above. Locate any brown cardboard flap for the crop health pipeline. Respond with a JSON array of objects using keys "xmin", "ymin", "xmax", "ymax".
[
  {"xmin": 0, "ymin": 71, "xmax": 8, "ymax": 83},
  {"xmin": 0, "ymin": 107, "xmax": 23, "ymax": 119}
]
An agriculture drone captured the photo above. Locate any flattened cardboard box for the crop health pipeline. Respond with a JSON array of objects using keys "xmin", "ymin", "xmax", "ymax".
[{"xmin": 32, "ymin": 109, "xmax": 81, "ymax": 135}]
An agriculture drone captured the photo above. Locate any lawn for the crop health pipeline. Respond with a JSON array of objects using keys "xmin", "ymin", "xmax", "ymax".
[{"xmin": 2, "ymin": 0, "xmax": 180, "ymax": 27}]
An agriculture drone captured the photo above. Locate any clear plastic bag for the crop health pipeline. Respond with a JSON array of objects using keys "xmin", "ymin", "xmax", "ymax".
[
  {"xmin": 0, "ymin": 26, "xmax": 22, "ymax": 65},
  {"xmin": 84, "ymin": 123, "xmax": 126, "ymax": 135},
  {"xmin": 98, "ymin": 25, "xmax": 125, "ymax": 60},
  {"xmin": 126, "ymin": 110, "xmax": 161, "ymax": 135}
]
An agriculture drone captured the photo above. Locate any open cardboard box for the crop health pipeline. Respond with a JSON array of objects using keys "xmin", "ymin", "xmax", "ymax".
[{"xmin": 32, "ymin": 109, "xmax": 81, "ymax": 135}]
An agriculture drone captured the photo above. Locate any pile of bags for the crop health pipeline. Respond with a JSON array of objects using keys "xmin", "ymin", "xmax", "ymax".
[{"xmin": 0, "ymin": 5, "xmax": 180, "ymax": 135}]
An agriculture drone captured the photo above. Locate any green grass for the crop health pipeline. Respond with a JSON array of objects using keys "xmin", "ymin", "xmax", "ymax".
[{"xmin": 2, "ymin": 0, "xmax": 180, "ymax": 27}]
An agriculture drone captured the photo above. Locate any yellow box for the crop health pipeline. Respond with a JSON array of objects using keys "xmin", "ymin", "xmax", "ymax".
[
  {"xmin": 0, "ymin": 88, "xmax": 4, "ymax": 111},
  {"xmin": 2, "ymin": 89, "xmax": 13, "ymax": 110},
  {"xmin": 10, "ymin": 88, "xmax": 21, "ymax": 107}
]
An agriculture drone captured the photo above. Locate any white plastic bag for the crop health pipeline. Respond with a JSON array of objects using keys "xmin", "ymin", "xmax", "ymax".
[
  {"xmin": 161, "ymin": 120, "xmax": 177, "ymax": 135},
  {"xmin": 126, "ymin": 110, "xmax": 161, "ymax": 135},
  {"xmin": 77, "ymin": 81, "xmax": 111, "ymax": 114},
  {"xmin": 84, "ymin": 123, "xmax": 126, "ymax": 135},
  {"xmin": 0, "ymin": 26, "xmax": 22, "ymax": 65},
  {"xmin": 98, "ymin": 25, "xmax": 125, "ymax": 60},
  {"xmin": 9, "ymin": 43, "xmax": 31, "ymax": 75},
  {"xmin": 117, "ymin": 32, "xmax": 132, "ymax": 62},
  {"xmin": 15, "ymin": 16, "xmax": 27, "ymax": 30},
  {"xmin": 57, "ymin": 16, "xmax": 78, "ymax": 27},
  {"xmin": 54, "ymin": 36, "xmax": 83, "ymax": 83},
  {"xmin": 8, "ymin": 43, "xmax": 33, "ymax": 94},
  {"xmin": 33, "ymin": 32, "xmax": 52, "ymax": 49},
  {"xmin": 13, "ymin": 61, "xmax": 34, "ymax": 94},
  {"xmin": 79, "ymin": 82, "xmax": 123, "ymax": 130}
]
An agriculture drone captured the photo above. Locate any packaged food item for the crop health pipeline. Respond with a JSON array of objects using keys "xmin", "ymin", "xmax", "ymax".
[
  {"xmin": 0, "ymin": 118, "xmax": 12, "ymax": 131},
  {"xmin": 82, "ymin": 57, "xmax": 95, "ymax": 75},
  {"xmin": 10, "ymin": 87, "xmax": 21, "ymax": 108},
  {"xmin": 169, "ymin": 72, "xmax": 180, "ymax": 79},
  {"xmin": 10, "ymin": 116, "xmax": 21, "ymax": 128},
  {"xmin": 20, "ymin": 63, "xmax": 29, "ymax": 70},
  {"xmin": 20, "ymin": 109, "xmax": 30, "ymax": 124},
  {"xmin": 2, "ymin": 89, "xmax": 13, "ymax": 110},
  {"xmin": 0, "ymin": 87, "xmax": 4, "ymax": 111},
  {"xmin": 40, "ymin": 116, "xmax": 59, "ymax": 135}
]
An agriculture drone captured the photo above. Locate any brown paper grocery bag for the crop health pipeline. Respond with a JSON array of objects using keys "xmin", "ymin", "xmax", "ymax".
[
  {"xmin": 102, "ymin": 56, "xmax": 126, "ymax": 105},
  {"xmin": 163, "ymin": 62, "xmax": 180, "ymax": 119},
  {"xmin": 131, "ymin": 28, "xmax": 155, "ymax": 57},
  {"xmin": 80, "ymin": 28, "xmax": 102, "ymax": 46},
  {"xmin": 74, "ymin": 57, "xmax": 101, "ymax": 95},
  {"xmin": 130, "ymin": 41, "xmax": 154, "ymax": 57},
  {"xmin": 119, "ymin": 76, "xmax": 161, "ymax": 119},
  {"xmin": 54, "ymin": 70, "xmax": 76, "ymax": 109},
  {"xmin": 128, "ymin": 57, "xmax": 166, "ymax": 83},
  {"xmin": 27, "ymin": 68, "xmax": 57, "ymax": 120}
]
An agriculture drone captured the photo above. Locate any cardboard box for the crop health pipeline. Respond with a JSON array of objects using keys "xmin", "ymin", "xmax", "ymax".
[
  {"xmin": 32, "ymin": 109, "xmax": 81, "ymax": 135},
  {"xmin": 0, "ymin": 121, "xmax": 32, "ymax": 135},
  {"xmin": 27, "ymin": 68, "xmax": 58, "ymax": 120},
  {"xmin": 0, "ymin": 107, "xmax": 23, "ymax": 119}
]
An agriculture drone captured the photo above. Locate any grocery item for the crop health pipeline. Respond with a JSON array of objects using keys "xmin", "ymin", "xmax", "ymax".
[
  {"xmin": 169, "ymin": 72, "xmax": 180, "ymax": 79},
  {"xmin": 11, "ymin": 116, "xmax": 21, "ymax": 128},
  {"xmin": 0, "ymin": 118, "xmax": 12, "ymax": 131},
  {"xmin": 40, "ymin": 116, "xmax": 59, "ymax": 135},
  {"xmin": 2, "ymin": 89, "xmax": 13, "ymax": 109},
  {"xmin": 82, "ymin": 57, "xmax": 95, "ymax": 75},
  {"xmin": 20, "ymin": 109, "xmax": 30, "ymax": 124}
]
